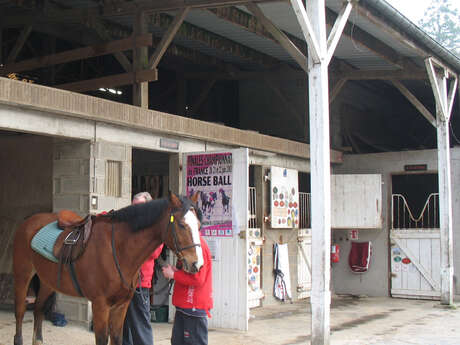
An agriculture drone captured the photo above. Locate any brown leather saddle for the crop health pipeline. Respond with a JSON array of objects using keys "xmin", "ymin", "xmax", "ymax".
[
  {"xmin": 53, "ymin": 210, "xmax": 93, "ymax": 262},
  {"xmin": 53, "ymin": 210, "xmax": 94, "ymax": 296}
]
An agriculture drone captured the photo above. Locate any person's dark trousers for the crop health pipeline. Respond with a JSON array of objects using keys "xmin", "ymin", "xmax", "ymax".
[
  {"xmin": 123, "ymin": 287, "xmax": 154, "ymax": 345},
  {"xmin": 171, "ymin": 310, "xmax": 208, "ymax": 345}
]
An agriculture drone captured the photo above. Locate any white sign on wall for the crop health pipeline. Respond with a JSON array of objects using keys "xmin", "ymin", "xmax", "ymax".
[{"xmin": 270, "ymin": 166, "xmax": 299, "ymax": 228}]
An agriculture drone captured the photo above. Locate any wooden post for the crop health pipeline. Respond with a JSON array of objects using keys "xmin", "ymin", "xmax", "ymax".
[
  {"xmin": 425, "ymin": 58, "xmax": 457, "ymax": 305},
  {"xmin": 133, "ymin": 10, "xmax": 149, "ymax": 108},
  {"xmin": 290, "ymin": 0, "xmax": 351, "ymax": 343},
  {"xmin": 306, "ymin": 0, "xmax": 330, "ymax": 344},
  {"xmin": 436, "ymin": 114, "xmax": 454, "ymax": 305},
  {"xmin": 0, "ymin": 26, "xmax": 3, "ymax": 67}
]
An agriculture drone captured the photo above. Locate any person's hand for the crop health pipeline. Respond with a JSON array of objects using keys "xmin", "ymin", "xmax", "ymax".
[{"xmin": 162, "ymin": 265, "xmax": 175, "ymax": 279}]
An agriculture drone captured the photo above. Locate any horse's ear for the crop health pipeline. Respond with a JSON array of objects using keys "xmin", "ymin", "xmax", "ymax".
[
  {"xmin": 190, "ymin": 191, "xmax": 200, "ymax": 204},
  {"xmin": 168, "ymin": 191, "xmax": 182, "ymax": 209}
]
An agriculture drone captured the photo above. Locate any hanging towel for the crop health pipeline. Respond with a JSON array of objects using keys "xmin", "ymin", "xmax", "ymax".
[
  {"xmin": 348, "ymin": 241, "xmax": 372, "ymax": 273},
  {"xmin": 273, "ymin": 243, "xmax": 292, "ymax": 301}
]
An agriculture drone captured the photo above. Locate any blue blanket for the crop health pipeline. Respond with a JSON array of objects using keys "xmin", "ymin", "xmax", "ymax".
[{"xmin": 31, "ymin": 221, "xmax": 63, "ymax": 263}]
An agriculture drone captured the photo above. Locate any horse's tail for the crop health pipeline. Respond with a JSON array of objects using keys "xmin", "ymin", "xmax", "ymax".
[{"xmin": 29, "ymin": 274, "xmax": 56, "ymax": 317}]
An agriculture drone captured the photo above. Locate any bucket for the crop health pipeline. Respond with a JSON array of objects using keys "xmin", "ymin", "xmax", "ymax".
[{"xmin": 151, "ymin": 305, "xmax": 168, "ymax": 323}]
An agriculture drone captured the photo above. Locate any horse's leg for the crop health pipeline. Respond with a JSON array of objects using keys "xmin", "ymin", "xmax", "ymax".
[
  {"xmin": 108, "ymin": 301, "xmax": 130, "ymax": 345},
  {"xmin": 32, "ymin": 282, "xmax": 55, "ymax": 345},
  {"xmin": 92, "ymin": 299, "xmax": 110, "ymax": 345},
  {"xmin": 13, "ymin": 261, "xmax": 34, "ymax": 345}
]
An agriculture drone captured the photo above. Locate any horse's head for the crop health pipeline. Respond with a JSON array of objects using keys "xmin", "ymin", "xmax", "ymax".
[{"xmin": 166, "ymin": 191, "xmax": 204, "ymax": 274}]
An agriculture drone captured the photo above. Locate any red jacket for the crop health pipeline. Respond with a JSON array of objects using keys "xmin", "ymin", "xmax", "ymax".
[
  {"xmin": 140, "ymin": 244, "xmax": 164, "ymax": 288},
  {"xmin": 172, "ymin": 237, "xmax": 213, "ymax": 314}
]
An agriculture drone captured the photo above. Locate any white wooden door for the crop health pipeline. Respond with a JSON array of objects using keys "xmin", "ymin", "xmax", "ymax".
[
  {"xmin": 390, "ymin": 230, "xmax": 441, "ymax": 300},
  {"xmin": 331, "ymin": 174, "xmax": 382, "ymax": 229},
  {"xmin": 297, "ymin": 228, "xmax": 312, "ymax": 299},
  {"xmin": 183, "ymin": 148, "xmax": 249, "ymax": 330}
]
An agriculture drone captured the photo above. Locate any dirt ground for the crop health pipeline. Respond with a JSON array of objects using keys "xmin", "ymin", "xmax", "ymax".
[{"xmin": 1, "ymin": 295, "xmax": 460, "ymax": 345}]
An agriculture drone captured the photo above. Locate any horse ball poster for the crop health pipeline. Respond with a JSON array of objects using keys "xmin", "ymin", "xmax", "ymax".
[
  {"xmin": 270, "ymin": 166, "xmax": 299, "ymax": 229},
  {"xmin": 186, "ymin": 152, "xmax": 232, "ymax": 237}
]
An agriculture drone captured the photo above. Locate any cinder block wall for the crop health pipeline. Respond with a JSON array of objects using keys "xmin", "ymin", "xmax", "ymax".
[
  {"xmin": 91, "ymin": 140, "xmax": 131, "ymax": 213},
  {"xmin": 53, "ymin": 139, "xmax": 91, "ymax": 216}
]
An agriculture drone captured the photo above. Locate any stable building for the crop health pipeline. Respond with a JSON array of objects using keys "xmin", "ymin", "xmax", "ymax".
[{"xmin": 0, "ymin": 0, "xmax": 459, "ymax": 343}]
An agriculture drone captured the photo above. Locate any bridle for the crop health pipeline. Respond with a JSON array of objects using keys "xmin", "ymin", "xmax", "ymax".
[
  {"xmin": 168, "ymin": 211, "xmax": 201, "ymax": 262},
  {"xmin": 111, "ymin": 206, "xmax": 201, "ymax": 292}
]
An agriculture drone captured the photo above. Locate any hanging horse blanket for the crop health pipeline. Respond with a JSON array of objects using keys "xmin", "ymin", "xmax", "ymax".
[
  {"xmin": 273, "ymin": 243, "xmax": 292, "ymax": 301},
  {"xmin": 349, "ymin": 241, "xmax": 372, "ymax": 273}
]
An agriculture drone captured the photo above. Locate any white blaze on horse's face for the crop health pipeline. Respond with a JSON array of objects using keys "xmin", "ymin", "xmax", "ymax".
[{"xmin": 184, "ymin": 209, "xmax": 204, "ymax": 271}]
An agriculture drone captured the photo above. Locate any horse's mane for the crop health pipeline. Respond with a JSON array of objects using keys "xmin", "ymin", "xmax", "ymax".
[
  {"xmin": 111, "ymin": 198, "xmax": 169, "ymax": 232},
  {"xmin": 111, "ymin": 195, "xmax": 202, "ymax": 232}
]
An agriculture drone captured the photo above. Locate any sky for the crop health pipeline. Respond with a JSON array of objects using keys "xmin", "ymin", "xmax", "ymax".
[{"xmin": 385, "ymin": 0, "xmax": 460, "ymax": 24}]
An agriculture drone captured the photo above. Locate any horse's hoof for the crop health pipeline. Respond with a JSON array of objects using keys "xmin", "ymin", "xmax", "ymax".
[
  {"xmin": 33, "ymin": 341, "xmax": 43, "ymax": 345},
  {"xmin": 14, "ymin": 334, "xmax": 23, "ymax": 345}
]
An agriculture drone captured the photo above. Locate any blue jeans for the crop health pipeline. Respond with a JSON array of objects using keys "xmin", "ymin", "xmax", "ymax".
[{"xmin": 123, "ymin": 288, "xmax": 153, "ymax": 345}]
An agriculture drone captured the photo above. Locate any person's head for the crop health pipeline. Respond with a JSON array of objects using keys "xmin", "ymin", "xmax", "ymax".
[{"xmin": 132, "ymin": 191, "xmax": 153, "ymax": 205}]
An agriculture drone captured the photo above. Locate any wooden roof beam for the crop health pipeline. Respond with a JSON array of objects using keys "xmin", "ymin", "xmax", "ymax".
[
  {"xmin": 0, "ymin": 34, "xmax": 153, "ymax": 75},
  {"xmin": 246, "ymin": 3, "xmax": 307, "ymax": 72},
  {"xmin": 325, "ymin": 7, "xmax": 416, "ymax": 71},
  {"xmin": 148, "ymin": 7, "xmax": 190, "ymax": 69},
  {"xmin": 57, "ymin": 69, "xmax": 159, "ymax": 92},
  {"xmin": 148, "ymin": 12, "xmax": 280, "ymax": 67}
]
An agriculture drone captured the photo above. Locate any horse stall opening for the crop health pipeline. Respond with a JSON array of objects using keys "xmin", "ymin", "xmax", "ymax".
[
  {"xmin": 390, "ymin": 173, "xmax": 441, "ymax": 300},
  {"xmin": 0, "ymin": 131, "xmax": 53, "ymax": 307},
  {"xmin": 132, "ymin": 148, "xmax": 171, "ymax": 317}
]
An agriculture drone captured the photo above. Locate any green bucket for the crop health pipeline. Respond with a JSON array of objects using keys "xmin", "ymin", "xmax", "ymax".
[{"xmin": 151, "ymin": 305, "xmax": 168, "ymax": 323}]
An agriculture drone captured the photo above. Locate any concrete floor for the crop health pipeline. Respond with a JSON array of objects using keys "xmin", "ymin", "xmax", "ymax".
[{"xmin": 1, "ymin": 295, "xmax": 459, "ymax": 344}]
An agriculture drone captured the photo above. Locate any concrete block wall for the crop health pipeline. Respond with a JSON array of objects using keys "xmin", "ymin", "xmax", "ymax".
[
  {"xmin": 91, "ymin": 140, "xmax": 132, "ymax": 213},
  {"xmin": 53, "ymin": 139, "xmax": 91, "ymax": 216}
]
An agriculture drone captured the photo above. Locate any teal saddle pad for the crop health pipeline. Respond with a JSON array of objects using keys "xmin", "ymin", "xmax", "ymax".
[{"xmin": 31, "ymin": 221, "xmax": 63, "ymax": 263}]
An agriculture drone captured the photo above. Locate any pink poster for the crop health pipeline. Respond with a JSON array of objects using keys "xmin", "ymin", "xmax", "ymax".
[{"xmin": 186, "ymin": 153, "xmax": 232, "ymax": 237}]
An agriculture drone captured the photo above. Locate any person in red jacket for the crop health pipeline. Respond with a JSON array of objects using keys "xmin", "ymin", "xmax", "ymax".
[
  {"xmin": 162, "ymin": 236, "xmax": 213, "ymax": 345},
  {"xmin": 123, "ymin": 192, "xmax": 164, "ymax": 345}
]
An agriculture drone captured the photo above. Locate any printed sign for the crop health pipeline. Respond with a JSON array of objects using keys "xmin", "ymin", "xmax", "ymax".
[
  {"xmin": 270, "ymin": 167, "xmax": 299, "ymax": 228},
  {"xmin": 349, "ymin": 230, "xmax": 359, "ymax": 240},
  {"xmin": 186, "ymin": 152, "xmax": 233, "ymax": 237}
]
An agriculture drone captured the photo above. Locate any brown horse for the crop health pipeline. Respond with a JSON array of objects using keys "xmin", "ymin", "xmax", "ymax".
[{"xmin": 13, "ymin": 192, "xmax": 203, "ymax": 345}]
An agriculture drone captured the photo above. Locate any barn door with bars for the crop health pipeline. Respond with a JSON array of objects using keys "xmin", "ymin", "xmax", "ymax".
[
  {"xmin": 297, "ymin": 192, "xmax": 311, "ymax": 299},
  {"xmin": 390, "ymin": 192, "xmax": 441, "ymax": 299}
]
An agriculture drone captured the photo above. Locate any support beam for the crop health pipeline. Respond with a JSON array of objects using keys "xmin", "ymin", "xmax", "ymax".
[
  {"xmin": 89, "ymin": 18, "xmax": 132, "ymax": 72},
  {"xmin": 7, "ymin": 24, "xmax": 34, "ymax": 63},
  {"xmin": 425, "ymin": 57, "xmax": 458, "ymax": 306},
  {"xmin": 340, "ymin": 69, "xmax": 427, "ymax": 81},
  {"xmin": 299, "ymin": 0, "xmax": 331, "ymax": 342},
  {"xmin": 391, "ymin": 80, "xmax": 436, "ymax": 127},
  {"xmin": 329, "ymin": 78, "xmax": 347, "ymax": 104},
  {"xmin": 0, "ymin": 34, "xmax": 153, "ymax": 75},
  {"xmin": 263, "ymin": 76, "xmax": 305, "ymax": 131},
  {"xmin": 0, "ymin": 27, "xmax": 3, "ymax": 66},
  {"xmin": 148, "ymin": 12, "xmax": 279, "ymax": 67},
  {"xmin": 245, "ymin": 3, "xmax": 307, "ymax": 72},
  {"xmin": 190, "ymin": 78, "xmax": 217, "ymax": 113},
  {"xmin": 148, "ymin": 7, "xmax": 190, "ymax": 69},
  {"xmin": 102, "ymin": 0, "xmax": 283, "ymax": 16},
  {"xmin": 57, "ymin": 69, "xmax": 158, "ymax": 92},
  {"xmin": 326, "ymin": 1, "xmax": 353, "ymax": 65},
  {"xmin": 133, "ymin": 11, "xmax": 150, "ymax": 108},
  {"xmin": 290, "ymin": 0, "xmax": 321, "ymax": 64},
  {"xmin": 327, "ymin": 7, "xmax": 416, "ymax": 70}
]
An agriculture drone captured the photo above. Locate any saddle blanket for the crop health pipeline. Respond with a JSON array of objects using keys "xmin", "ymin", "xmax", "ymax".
[{"xmin": 31, "ymin": 221, "xmax": 62, "ymax": 263}]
